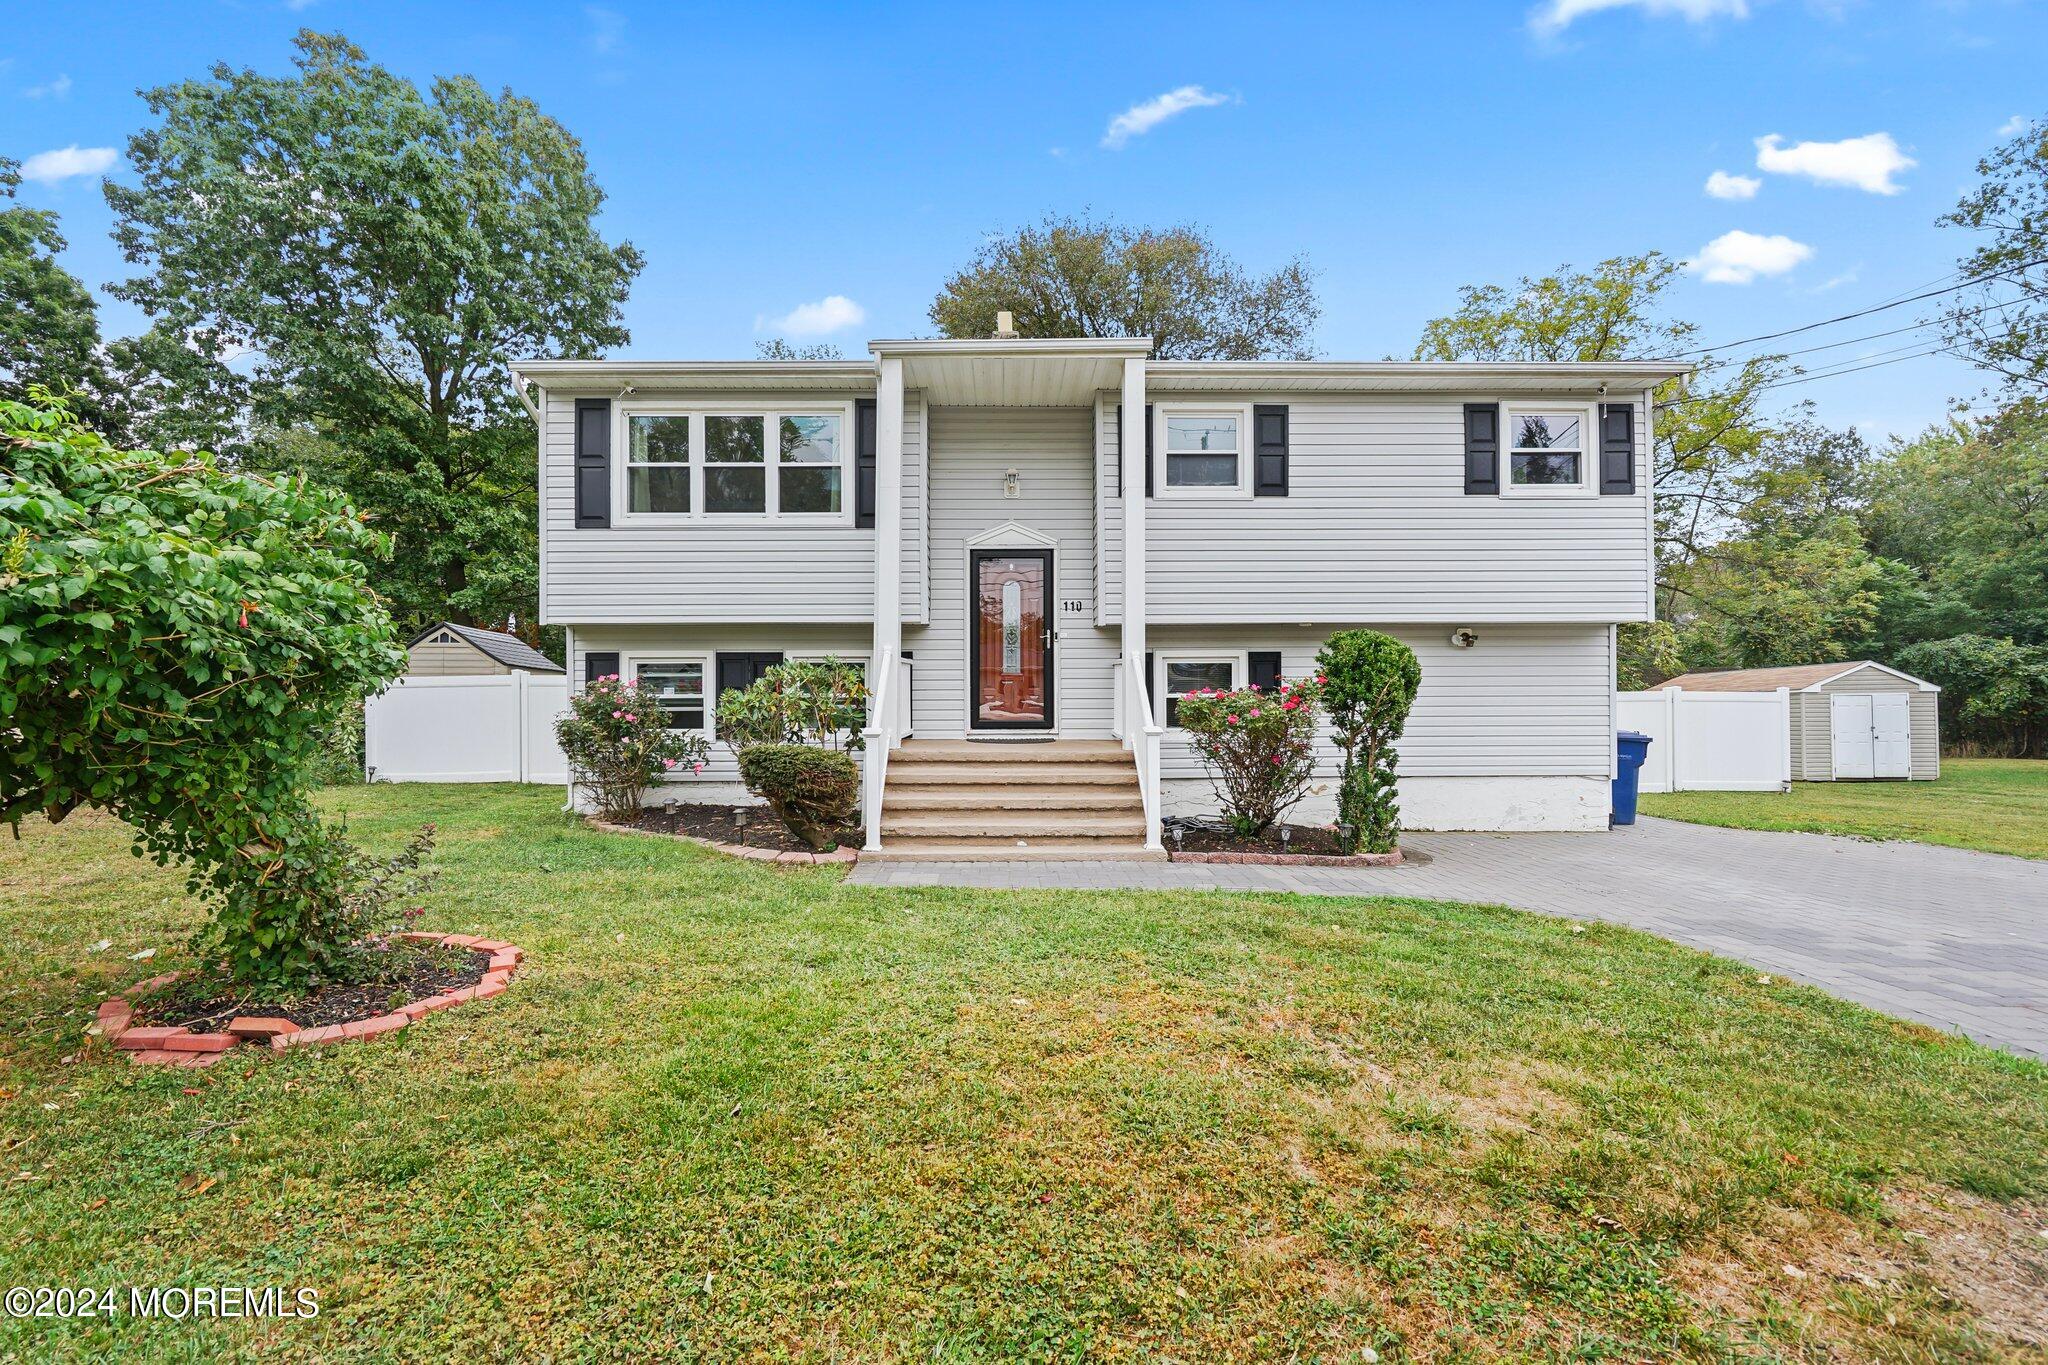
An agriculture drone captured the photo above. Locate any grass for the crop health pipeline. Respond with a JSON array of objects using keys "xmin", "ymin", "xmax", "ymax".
[
  {"xmin": 1, "ymin": 784, "xmax": 2043, "ymax": 1361},
  {"xmin": 1640, "ymin": 757, "xmax": 2048, "ymax": 861}
]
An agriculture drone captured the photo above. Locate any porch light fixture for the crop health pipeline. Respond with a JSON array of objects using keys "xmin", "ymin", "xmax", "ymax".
[
  {"xmin": 1449, "ymin": 627, "xmax": 1478, "ymax": 649},
  {"xmin": 1002, "ymin": 467, "xmax": 1020, "ymax": 500}
]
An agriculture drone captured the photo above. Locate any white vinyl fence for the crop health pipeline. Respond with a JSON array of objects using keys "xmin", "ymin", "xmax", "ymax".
[
  {"xmin": 364, "ymin": 672, "xmax": 569, "ymax": 784},
  {"xmin": 1616, "ymin": 687, "xmax": 1791, "ymax": 794}
]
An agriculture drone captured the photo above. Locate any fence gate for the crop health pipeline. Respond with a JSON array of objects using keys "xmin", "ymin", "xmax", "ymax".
[{"xmin": 1616, "ymin": 687, "xmax": 1792, "ymax": 794}]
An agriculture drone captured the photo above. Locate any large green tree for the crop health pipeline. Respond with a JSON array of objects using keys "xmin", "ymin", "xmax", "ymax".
[
  {"xmin": 104, "ymin": 30, "xmax": 643, "ymax": 637},
  {"xmin": 930, "ymin": 213, "xmax": 1319, "ymax": 359},
  {"xmin": 1940, "ymin": 114, "xmax": 2048, "ymax": 394},
  {"xmin": 0, "ymin": 159, "xmax": 108, "ymax": 420}
]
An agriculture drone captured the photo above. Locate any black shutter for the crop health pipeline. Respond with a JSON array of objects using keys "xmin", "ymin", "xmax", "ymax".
[
  {"xmin": 1463, "ymin": 403, "xmax": 1500, "ymax": 495},
  {"xmin": 855, "ymin": 398, "xmax": 878, "ymax": 527},
  {"xmin": 1599, "ymin": 402, "xmax": 1635, "ymax": 495},
  {"xmin": 1145, "ymin": 650, "xmax": 1159, "ymax": 725},
  {"xmin": 1145, "ymin": 402, "xmax": 1155, "ymax": 498},
  {"xmin": 1248, "ymin": 651, "xmax": 1283, "ymax": 692},
  {"xmin": 575, "ymin": 399, "xmax": 611, "ymax": 528},
  {"xmin": 716, "ymin": 651, "xmax": 785, "ymax": 699},
  {"xmin": 1253, "ymin": 405, "xmax": 1289, "ymax": 496},
  {"xmin": 583, "ymin": 651, "xmax": 620, "ymax": 687}
]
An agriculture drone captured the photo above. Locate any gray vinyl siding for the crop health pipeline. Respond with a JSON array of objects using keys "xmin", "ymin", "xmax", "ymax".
[
  {"xmin": 1793, "ymin": 667, "xmax": 1941, "ymax": 780},
  {"xmin": 1149, "ymin": 623, "xmax": 1612, "ymax": 781},
  {"xmin": 568, "ymin": 624, "xmax": 870, "ymax": 785},
  {"xmin": 1096, "ymin": 392, "xmax": 1654, "ymax": 625},
  {"xmin": 909, "ymin": 405, "xmax": 1118, "ymax": 740},
  {"xmin": 406, "ymin": 638, "xmax": 510, "ymax": 676},
  {"xmin": 539, "ymin": 390, "xmax": 924, "ymax": 624}
]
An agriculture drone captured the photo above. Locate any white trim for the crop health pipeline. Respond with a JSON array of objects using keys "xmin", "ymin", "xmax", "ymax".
[
  {"xmin": 1797, "ymin": 660, "xmax": 1941, "ymax": 693},
  {"xmin": 611, "ymin": 400, "xmax": 857, "ymax": 527},
  {"xmin": 1498, "ymin": 401, "xmax": 1597, "ymax": 497},
  {"xmin": 964, "ymin": 520, "xmax": 1059, "ymax": 550},
  {"xmin": 1153, "ymin": 402, "xmax": 1254, "ymax": 500},
  {"xmin": 1155, "ymin": 650, "xmax": 1249, "ymax": 728},
  {"xmin": 621, "ymin": 652, "xmax": 714, "ymax": 738}
]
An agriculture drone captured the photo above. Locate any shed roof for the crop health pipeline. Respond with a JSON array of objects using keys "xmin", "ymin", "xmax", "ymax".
[
  {"xmin": 1655, "ymin": 661, "xmax": 1933, "ymax": 692},
  {"xmin": 408, "ymin": 622, "xmax": 563, "ymax": 673}
]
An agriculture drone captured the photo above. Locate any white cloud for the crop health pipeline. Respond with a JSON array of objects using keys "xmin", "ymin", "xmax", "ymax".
[
  {"xmin": 283, "ymin": 0, "xmax": 320, "ymax": 10},
  {"xmin": 1689, "ymin": 230, "xmax": 1815, "ymax": 284},
  {"xmin": 19, "ymin": 144, "xmax": 116, "ymax": 184},
  {"xmin": 1704, "ymin": 169, "xmax": 1761, "ymax": 200},
  {"xmin": 1101, "ymin": 85, "xmax": 1231, "ymax": 149},
  {"xmin": 585, "ymin": 5, "xmax": 625, "ymax": 54},
  {"xmin": 1997, "ymin": 114, "xmax": 2031, "ymax": 138},
  {"xmin": 21, "ymin": 73, "xmax": 71, "ymax": 99},
  {"xmin": 763, "ymin": 294, "xmax": 866, "ymax": 337},
  {"xmin": 1531, "ymin": 0, "xmax": 1746, "ymax": 35},
  {"xmin": 1754, "ymin": 132, "xmax": 1914, "ymax": 194}
]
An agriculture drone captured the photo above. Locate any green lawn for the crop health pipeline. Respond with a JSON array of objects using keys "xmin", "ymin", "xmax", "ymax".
[
  {"xmin": 1641, "ymin": 757, "xmax": 2048, "ymax": 861},
  {"xmin": 3, "ymin": 785, "xmax": 2044, "ymax": 1361}
]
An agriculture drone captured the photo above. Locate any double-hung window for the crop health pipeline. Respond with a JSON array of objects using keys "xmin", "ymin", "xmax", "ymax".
[
  {"xmin": 1501, "ymin": 405, "xmax": 1593, "ymax": 495},
  {"xmin": 634, "ymin": 659, "xmax": 707, "ymax": 732},
  {"xmin": 626, "ymin": 415, "xmax": 691, "ymax": 514},
  {"xmin": 1158, "ymin": 407, "xmax": 1250, "ymax": 496},
  {"xmin": 616, "ymin": 405, "xmax": 853, "ymax": 522},
  {"xmin": 1158, "ymin": 654, "xmax": 1240, "ymax": 727}
]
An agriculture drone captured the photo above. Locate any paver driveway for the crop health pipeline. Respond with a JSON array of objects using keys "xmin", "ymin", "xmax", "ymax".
[{"xmin": 851, "ymin": 817, "xmax": 2048, "ymax": 1059}]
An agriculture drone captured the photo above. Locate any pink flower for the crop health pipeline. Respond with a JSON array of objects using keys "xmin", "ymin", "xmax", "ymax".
[
  {"xmin": 1272, "ymin": 754, "xmax": 1284, "ymax": 764},
  {"xmin": 662, "ymin": 758, "xmax": 677, "ymax": 769},
  {"xmin": 623, "ymin": 713, "xmax": 637, "ymax": 723},
  {"xmin": 1226, "ymin": 714, "xmax": 1239, "ymax": 725},
  {"xmin": 692, "ymin": 762, "xmax": 705, "ymax": 774},
  {"xmin": 611, "ymin": 709, "xmax": 623, "ymax": 718}
]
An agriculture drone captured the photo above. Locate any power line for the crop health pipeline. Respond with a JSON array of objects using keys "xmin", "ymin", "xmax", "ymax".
[
  {"xmin": 1662, "ymin": 255, "xmax": 2047, "ymax": 358},
  {"xmin": 1694, "ymin": 296, "xmax": 2013, "ymax": 369},
  {"xmin": 1656, "ymin": 343, "xmax": 1963, "ymax": 410}
]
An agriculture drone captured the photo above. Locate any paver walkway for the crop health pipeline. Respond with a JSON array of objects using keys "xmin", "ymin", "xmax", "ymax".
[{"xmin": 850, "ymin": 817, "xmax": 2048, "ymax": 1059}]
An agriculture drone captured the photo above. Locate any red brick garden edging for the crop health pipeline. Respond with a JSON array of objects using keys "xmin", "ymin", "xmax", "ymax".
[
  {"xmin": 1168, "ymin": 848, "xmax": 1404, "ymax": 867},
  {"xmin": 588, "ymin": 817, "xmax": 857, "ymax": 864},
  {"xmin": 95, "ymin": 932, "xmax": 523, "ymax": 1068}
]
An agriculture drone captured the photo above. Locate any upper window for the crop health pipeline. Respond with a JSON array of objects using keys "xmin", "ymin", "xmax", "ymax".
[
  {"xmin": 1160, "ymin": 655, "xmax": 1238, "ymax": 727},
  {"xmin": 1503, "ymin": 407, "xmax": 1591, "ymax": 494},
  {"xmin": 636, "ymin": 660, "xmax": 706, "ymax": 732},
  {"xmin": 627, "ymin": 415, "xmax": 691, "ymax": 514},
  {"xmin": 615, "ymin": 405, "xmax": 853, "ymax": 522},
  {"xmin": 1162, "ymin": 411, "xmax": 1244, "ymax": 494}
]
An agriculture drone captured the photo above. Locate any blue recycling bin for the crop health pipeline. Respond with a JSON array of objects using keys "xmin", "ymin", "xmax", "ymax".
[{"xmin": 1612, "ymin": 730, "xmax": 1653, "ymax": 826}]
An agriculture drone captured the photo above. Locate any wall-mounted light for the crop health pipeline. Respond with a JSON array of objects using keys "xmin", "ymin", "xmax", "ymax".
[
  {"xmin": 1003, "ymin": 467, "xmax": 1020, "ymax": 499},
  {"xmin": 1450, "ymin": 627, "xmax": 1478, "ymax": 649}
]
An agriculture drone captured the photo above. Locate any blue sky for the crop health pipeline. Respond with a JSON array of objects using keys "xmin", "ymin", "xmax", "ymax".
[{"xmin": 6, "ymin": 0, "xmax": 2043, "ymax": 440}]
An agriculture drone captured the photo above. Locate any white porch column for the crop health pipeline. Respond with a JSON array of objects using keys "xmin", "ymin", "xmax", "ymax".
[
  {"xmin": 874, "ymin": 357, "xmax": 905, "ymax": 665},
  {"xmin": 1119, "ymin": 356, "xmax": 1146, "ymax": 685}
]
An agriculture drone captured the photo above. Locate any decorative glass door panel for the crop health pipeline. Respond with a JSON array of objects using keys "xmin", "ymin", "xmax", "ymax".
[{"xmin": 972, "ymin": 551, "xmax": 1052, "ymax": 728}]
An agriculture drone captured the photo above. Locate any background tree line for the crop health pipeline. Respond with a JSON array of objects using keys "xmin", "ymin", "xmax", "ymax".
[{"xmin": 2, "ymin": 29, "xmax": 2039, "ymax": 750}]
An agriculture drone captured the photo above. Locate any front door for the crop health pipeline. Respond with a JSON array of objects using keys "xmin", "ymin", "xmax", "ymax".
[{"xmin": 971, "ymin": 549, "xmax": 1053, "ymax": 729}]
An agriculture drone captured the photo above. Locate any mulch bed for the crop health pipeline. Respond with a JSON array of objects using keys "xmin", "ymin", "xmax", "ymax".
[
  {"xmin": 623, "ymin": 803, "xmax": 860, "ymax": 855},
  {"xmin": 1167, "ymin": 821, "xmax": 1406, "ymax": 867},
  {"xmin": 133, "ymin": 939, "xmax": 492, "ymax": 1033}
]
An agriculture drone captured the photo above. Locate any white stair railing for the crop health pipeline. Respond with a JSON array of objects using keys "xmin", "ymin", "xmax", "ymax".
[
  {"xmin": 1122, "ymin": 659, "xmax": 1165, "ymax": 850},
  {"xmin": 861, "ymin": 643, "xmax": 899, "ymax": 852}
]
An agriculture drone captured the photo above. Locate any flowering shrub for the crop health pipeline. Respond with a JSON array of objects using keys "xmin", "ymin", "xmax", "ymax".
[
  {"xmin": 1173, "ymin": 674, "xmax": 1325, "ymax": 835},
  {"xmin": 716, "ymin": 658, "xmax": 869, "ymax": 752},
  {"xmin": 556, "ymin": 675, "xmax": 710, "ymax": 822},
  {"xmin": 1317, "ymin": 630, "xmax": 1421, "ymax": 854}
]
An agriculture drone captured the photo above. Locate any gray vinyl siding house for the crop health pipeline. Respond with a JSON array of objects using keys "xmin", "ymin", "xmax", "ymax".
[
  {"xmin": 1658, "ymin": 661, "xmax": 1941, "ymax": 781},
  {"xmin": 514, "ymin": 337, "xmax": 1688, "ymax": 850}
]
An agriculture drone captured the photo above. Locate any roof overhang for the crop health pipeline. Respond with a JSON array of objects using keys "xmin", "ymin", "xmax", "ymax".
[
  {"xmin": 868, "ymin": 336, "xmax": 1152, "ymax": 407},
  {"xmin": 1144, "ymin": 360, "xmax": 1692, "ymax": 393}
]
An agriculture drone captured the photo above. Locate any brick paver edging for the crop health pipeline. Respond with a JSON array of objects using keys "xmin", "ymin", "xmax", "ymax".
[
  {"xmin": 1170, "ymin": 848, "xmax": 1403, "ymax": 867},
  {"xmin": 587, "ymin": 817, "xmax": 857, "ymax": 864},
  {"xmin": 95, "ymin": 932, "xmax": 523, "ymax": 1068}
]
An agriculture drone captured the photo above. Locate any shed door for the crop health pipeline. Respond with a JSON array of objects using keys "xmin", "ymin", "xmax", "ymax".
[
  {"xmin": 1871, "ymin": 693, "xmax": 1912, "ymax": 778},
  {"xmin": 1830, "ymin": 693, "xmax": 1875, "ymax": 779}
]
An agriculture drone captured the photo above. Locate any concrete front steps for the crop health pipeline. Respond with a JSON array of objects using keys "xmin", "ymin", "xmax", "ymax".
[{"xmin": 868, "ymin": 739, "xmax": 1165, "ymax": 862}]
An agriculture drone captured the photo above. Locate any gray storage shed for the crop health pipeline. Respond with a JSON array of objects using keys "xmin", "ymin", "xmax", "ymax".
[
  {"xmin": 1656, "ymin": 661, "xmax": 1940, "ymax": 781},
  {"xmin": 406, "ymin": 623, "xmax": 564, "ymax": 677}
]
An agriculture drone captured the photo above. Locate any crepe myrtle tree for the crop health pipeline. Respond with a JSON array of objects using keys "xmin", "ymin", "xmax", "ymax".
[
  {"xmin": 0, "ymin": 395, "xmax": 408, "ymax": 986},
  {"xmin": 1316, "ymin": 630, "xmax": 1421, "ymax": 854}
]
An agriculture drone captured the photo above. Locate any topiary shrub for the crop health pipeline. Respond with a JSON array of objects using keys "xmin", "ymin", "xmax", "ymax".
[
  {"xmin": 1173, "ymin": 674, "xmax": 1324, "ymax": 835},
  {"xmin": 556, "ymin": 675, "xmax": 710, "ymax": 823},
  {"xmin": 735, "ymin": 743, "xmax": 859, "ymax": 851},
  {"xmin": 1316, "ymin": 630, "xmax": 1422, "ymax": 854}
]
